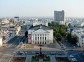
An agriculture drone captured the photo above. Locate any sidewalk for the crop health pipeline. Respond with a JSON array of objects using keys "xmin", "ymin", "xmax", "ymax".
[
  {"xmin": 25, "ymin": 55, "xmax": 32, "ymax": 62},
  {"xmin": 50, "ymin": 55, "xmax": 56, "ymax": 62}
]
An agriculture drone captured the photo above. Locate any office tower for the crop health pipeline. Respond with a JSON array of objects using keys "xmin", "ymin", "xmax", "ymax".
[{"xmin": 54, "ymin": 10, "xmax": 65, "ymax": 24}]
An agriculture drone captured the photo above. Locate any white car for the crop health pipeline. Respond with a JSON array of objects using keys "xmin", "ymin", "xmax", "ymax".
[
  {"xmin": 71, "ymin": 58, "xmax": 77, "ymax": 62},
  {"xmin": 69, "ymin": 55, "xmax": 74, "ymax": 58}
]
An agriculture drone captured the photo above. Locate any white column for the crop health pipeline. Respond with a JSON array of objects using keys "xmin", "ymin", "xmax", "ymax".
[
  {"xmin": 33, "ymin": 34, "xmax": 35, "ymax": 44},
  {"xmin": 43, "ymin": 34, "xmax": 45, "ymax": 41},
  {"xmin": 0, "ymin": 37, "xmax": 2, "ymax": 46},
  {"xmin": 43, "ymin": 34, "xmax": 44, "ymax": 44},
  {"xmin": 32, "ymin": 34, "xmax": 35, "ymax": 43},
  {"xmin": 39, "ymin": 34, "xmax": 40, "ymax": 44}
]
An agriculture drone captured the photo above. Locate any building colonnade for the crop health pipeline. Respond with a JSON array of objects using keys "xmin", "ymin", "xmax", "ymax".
[{"xmin": 32, "ymin": 33, "xmax": 49, "ymax": 44}]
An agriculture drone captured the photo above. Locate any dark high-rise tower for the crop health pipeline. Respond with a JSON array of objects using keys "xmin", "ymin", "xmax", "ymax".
[{"xmin": 54, "ymin": 10, "xmax": 65, "ymax": 24}]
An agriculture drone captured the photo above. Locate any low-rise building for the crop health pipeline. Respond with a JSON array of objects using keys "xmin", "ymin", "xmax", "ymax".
[
  {"xmin": 1, "ymin": 25, "xmax": 16, "ymax": 44},
  {"xmin": 0, "ymin": 35, "xmax": 2, "ymax": 46},
  {"xmin": 8, "ymin": 25, "xmax": 16, "ymax": 39},
  {"xmin": 72, "ymin": 28, "xmax": 84, "ymax": 47},
  {"xmin": 31, "ymin": 19, "xmax": 48, "ymax": 26},
  {"xmin": 1, "ymin": 25, "xmax": 9, "ymax": 43},
  {"xmin": 15, "ymin": 25, "xmax": 21, "ymax": 35},
  {"xmin": 1, "ymin": 18, "xmax": 10, "ymax": 24}
]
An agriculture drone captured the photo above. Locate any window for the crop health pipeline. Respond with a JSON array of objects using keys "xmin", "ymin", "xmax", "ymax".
[
  {"xmin": 35, "ymin": 42, "xmax": 36, "ymax": 44},
  {"xmin": 38, "ymin": 34, "xmax": 39, "ymax": 37},
  {"xmin": 40, "ymin": 34, "xmax": 41, "ymax": 36},
  {"xmin": 38, "ymin": 37, "xmax": 39, "ymax": 40},
  {"xmin": 35, "ymin": 34, "xmax": 36, "ymax": 37},
  {"xmin": 45, "ymin": 34, "xmax": 46, "ymax": 36},
  {"xmin": 43, "ymin": 37, "xmax": 44, "ymax": 40},
  {"xmin": 40, "ymin": 42, "xmax": 41, "ymax": 44},
  {"xmin": 45, "ymin": 37, "xmax": 46, "ymax": 40},
  {"xmin": 45, "ymin": 42, "xmax": 46, "ymax": 44},
  {"xmin": 43, "ymin": 34, "xmax": 44, "ymax": 37},
  {"xmin": 40, "ymin": 37, "xmax": 41, "ymax": 40},
  {"xmin": 2, "ymin": 36, "xmax": 6, "ymax": 40},
  {"xmin": 35, "ymin": 37, "xmax": 37, "ymax": 40},
  {"xmin": 38, "ymin": 42, "xmax": 39, "ymax": 44}
]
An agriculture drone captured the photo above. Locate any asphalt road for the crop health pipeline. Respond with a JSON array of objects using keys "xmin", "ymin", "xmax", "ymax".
[
  {"xmin": 15, "ymin": 50, "xmax": 84, "ymax": 62},
  {"xmin": 0, "ymin": 36, "xmax": 25, "ymax": 62},
  {"xmin": 15, "ymin": 50, "xmax": 65, "ymax": 55}
]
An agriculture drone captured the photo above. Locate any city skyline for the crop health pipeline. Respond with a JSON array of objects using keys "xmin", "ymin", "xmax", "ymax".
[{"xmin": 0, "ymin": 0, "xmax": 84, "ymax": 17}]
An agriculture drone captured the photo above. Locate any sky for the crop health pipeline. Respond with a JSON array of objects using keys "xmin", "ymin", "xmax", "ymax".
[{"xmin": 0, "ymin": 0, "xmax": 84, "ymax": 17}]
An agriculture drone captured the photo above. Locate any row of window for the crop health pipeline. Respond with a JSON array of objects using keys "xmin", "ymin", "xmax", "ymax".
[{"xmin": 34, "ymin": 37, "xmax": 46, "ymax": 41}]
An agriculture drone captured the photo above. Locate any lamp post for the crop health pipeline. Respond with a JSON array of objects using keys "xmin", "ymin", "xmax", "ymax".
[
  {"xmin": 39, "ymin": 44, "xmax": 42, "ymax": 55},
  {"xmin": 40, "ymin": 46, "xmax": 42, "ymax": 55}
]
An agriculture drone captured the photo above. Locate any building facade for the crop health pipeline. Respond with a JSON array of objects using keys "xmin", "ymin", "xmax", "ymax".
[
  {"xmin": 54, "ymin": 10, "xmax": 65, "ymax": 24},
  {"xmin": 31, "ymin": 19, "xmax": 48, "ymax": 26},
  {"xmin": 28, "ymin": 25, "xmax": 53, "ymax": 44},
  {"xmin": 1, "ymin": 25, "xmax": 16, "ymax": 44},
  {"xmin": 0, "ymin": 35, "xmax": 2, "ymax": 46},
  {"xmin": 72, "ymin": 28, "xmax": 84, "ymax": 47}
]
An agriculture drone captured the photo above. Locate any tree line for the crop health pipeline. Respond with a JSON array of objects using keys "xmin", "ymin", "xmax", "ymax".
[{"xmin": 48, "ymin": 22, "xmax": 78, "ymax": 45}]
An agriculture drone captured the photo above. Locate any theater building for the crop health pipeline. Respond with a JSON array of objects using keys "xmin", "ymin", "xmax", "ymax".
[{"xmin": 28, "ymin": 25, "xmax": 53, "ymax": 44}]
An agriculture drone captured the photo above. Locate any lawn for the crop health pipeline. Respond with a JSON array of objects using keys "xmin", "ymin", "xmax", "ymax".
[
  {"xmin": 31, "ymin": 56, "xmax": 50, "ymax": 62},
  {"xmin": 31, "ymin": 56, "xmax": 39, "ymax": 62},
  {"xmin": 43, "ymin": 56, "xmax": 50, "ymax": 62}
]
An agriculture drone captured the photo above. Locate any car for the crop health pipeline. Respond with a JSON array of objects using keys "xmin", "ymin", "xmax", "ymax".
[
  {"xmin": 36, "ymin": 52, "xmax": 39, "ymax": 54},
  {"xmin": 69, "ymin": 55, "xmax": 74, "ymax": 58},
  {"xmin": 71, "ymin": 58, "xmax": 77, "ymax": 62}
]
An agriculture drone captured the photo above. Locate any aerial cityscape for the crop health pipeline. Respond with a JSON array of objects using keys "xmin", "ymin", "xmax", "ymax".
[{"xmin": 0, "ymin": 0, "xmax": 84, "ymax": 62}]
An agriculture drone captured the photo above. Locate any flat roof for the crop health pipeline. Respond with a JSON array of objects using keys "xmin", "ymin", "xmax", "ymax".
[{"xmin": 29, "ymin": 25, "xmax": 52, "ymax": 30}]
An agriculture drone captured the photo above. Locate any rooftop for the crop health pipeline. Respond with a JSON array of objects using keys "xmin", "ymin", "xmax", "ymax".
[{"xmin": 29, "ymin": 24, "xmax": 52, "ymax": 30}]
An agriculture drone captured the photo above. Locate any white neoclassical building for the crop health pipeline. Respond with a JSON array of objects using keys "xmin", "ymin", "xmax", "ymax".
[{"xmin": 28, "ymin": 25, "xmax": 53, "ymax": 44}]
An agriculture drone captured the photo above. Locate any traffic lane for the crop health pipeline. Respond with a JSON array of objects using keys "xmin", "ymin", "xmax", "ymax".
[
  {"xmin": 8, "ymin": 36, "xmax": 25, "ymax": 48},
  {"xmin": 62, "ymin": 40, "xmax": 80, "ymax": 48},
  {"xmin": 15, "ymin": 50, "xmax": 83, "ymax": 56},
  {"xmin": 15, "ymin": 51, "xmax": 65, "ymax": 55},
  {"xmin": 0, "ymin": 36, "xmax": 24, "ymax": 53},
  {"xmin": 67, "ymin": 50, "xmax": 84, "ymax": 62},
  {"xmin": 7, "ymin": 36, "xmax": 18, "ymax": 44},
  {"xmin": 73, "ymin": 53, "xmax": 84, "ymax": 62},
  {"xmin": 67, "ymin": 50, "xmax": 82, "ymax": 55},
  {"xmin": 62, "ymin": 41, "xmax": 74, "ymax": 47},
  {"xmin": 8, "ymin": 36, "xmax": 24, "ymax": 45},
  {"xmin": 0, "ymin": 36, "xmax": 26, "ymax": 62},
  {"xmin": 7, "ymin": 36, "xmax": 22, "ymax": 44}
]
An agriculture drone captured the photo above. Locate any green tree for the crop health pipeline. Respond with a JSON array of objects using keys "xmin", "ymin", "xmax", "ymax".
[
  {"xmin": 67, "ymin": 33, "xmax": 78, "ymax": 45},
  {"xmin": 48, "ymin": 22, "xmax": 67, "ymax": 41}
]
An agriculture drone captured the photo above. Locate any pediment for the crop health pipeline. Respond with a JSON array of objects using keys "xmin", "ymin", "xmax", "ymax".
[{"xmin": 33, "ymin": 29, "xmax": 49, "ymax": 34}]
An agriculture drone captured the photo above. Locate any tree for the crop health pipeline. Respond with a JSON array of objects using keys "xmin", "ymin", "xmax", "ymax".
[
  {"xmin": 55, "ymin": 33, "xmax": 61, "ymax": 41},
  {"xmin": 67, "ymin": 33, "xmax": 78, "ymax": 45},
  {"xmin": 25, "ymin": 31, "xmax": 28, "ymax": 37},
  {"xmin": 48, "ymin": 22, "xmax": 68, "ymax": 41},
  {"xmin": 68, "ymin": 23, "xmax": 72, "ymax": 28},
  {"xmin": 71, "ymin": 35, "xmax": 78, "ymax": 44}
]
